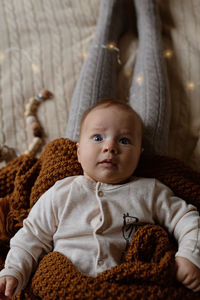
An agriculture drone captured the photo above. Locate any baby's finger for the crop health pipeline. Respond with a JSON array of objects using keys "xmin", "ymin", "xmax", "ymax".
[
  {"xmin": 4, "ymin": 278, "xmax": 17, "ymax": 298},
  {"xmin": 176, "ymin": 271, "xmax": 187, "ymax": 283},
  {"xmin": 193, "ymin": 284, "xmax": 200, "ymax": 293},
  {"xmin": 182, "ymin": 276, "xmax": 194, "ymax": 286},
  {"xmin": 185, "ymin": 279, "xmax": 200, "ymax": 292}
]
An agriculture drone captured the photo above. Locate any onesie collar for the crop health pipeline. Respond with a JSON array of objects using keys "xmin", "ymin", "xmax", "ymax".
[{"xmin": 76, "ymin": 175, "xmax": 138, "ymax": 191}]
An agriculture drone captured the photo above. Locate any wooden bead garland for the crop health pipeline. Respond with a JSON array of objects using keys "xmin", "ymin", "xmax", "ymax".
[
  {"xmin": 0, "ymin": 90, "xmax": 53, "ymax": 163},
  {"xmin": 24, "ymin": 90, "xmax": 53, "ymax": 156}
]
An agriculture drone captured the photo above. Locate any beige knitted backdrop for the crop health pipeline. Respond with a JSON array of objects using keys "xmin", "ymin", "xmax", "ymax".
[{"xmin": 0, "ymin": 0, "xmax": 200, "ymax": 171}]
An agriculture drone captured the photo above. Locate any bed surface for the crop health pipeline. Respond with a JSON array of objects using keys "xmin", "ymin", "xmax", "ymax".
[{"xmin": 0, "ymin": 0, "xmax": 200, "ymax": 171}]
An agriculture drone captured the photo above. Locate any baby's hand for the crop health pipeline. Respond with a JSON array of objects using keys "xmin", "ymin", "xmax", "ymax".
[
  {"xmin": 0, "ymin": 276, "xmax": 18, "ymax": 299},
  {"xmin": 175, "ymin": 256, "xmax": 200, "ymax": 292}
]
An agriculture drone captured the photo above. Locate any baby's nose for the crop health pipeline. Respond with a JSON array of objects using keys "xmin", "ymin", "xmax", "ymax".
[{"xmin": 103, "ymin": 141, "xmax": 118, "ymax": 154}]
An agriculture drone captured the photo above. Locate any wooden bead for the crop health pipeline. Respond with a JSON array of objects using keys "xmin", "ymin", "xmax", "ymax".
[
  {"xmin": 33, "ymin": 127, "xmax": 42, "ymax": 138},
  {"xmin": 38, "ymin": 90, "xmax": 53, "ymax": 100},
  {"xmin": 25, "ymin": 97, "xmax": 39, "ymax": 116},
  {"xmin": 26, "ymin": 116, "xmax": 37, "ymax": 125},
  {"xmin": 30, "ymin": 121, "xmax": 42, "ymax": 137},
  {"xmin": 30, "ymin": 97, "xmax": 39, "ymax": 106}
]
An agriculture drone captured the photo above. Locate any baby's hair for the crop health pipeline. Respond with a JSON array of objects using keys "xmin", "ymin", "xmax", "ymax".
[{"xmin": 79, "ymin": 98, "xmax": 143, "ymax": 138}]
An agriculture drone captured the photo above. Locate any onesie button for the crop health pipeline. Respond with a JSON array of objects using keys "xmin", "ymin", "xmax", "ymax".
[
  {"xmin": 98, "ymin": 259, "xmax": 104, "ymax": 266},
  {"xmin": 98, "ymin": 191, "xmax": 104, "ymax": 197}
]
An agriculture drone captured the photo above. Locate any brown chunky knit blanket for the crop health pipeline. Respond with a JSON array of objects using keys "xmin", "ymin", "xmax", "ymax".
[{"xmin": 1, "ymin": 138, "xmax": 200, "ymax": 300}]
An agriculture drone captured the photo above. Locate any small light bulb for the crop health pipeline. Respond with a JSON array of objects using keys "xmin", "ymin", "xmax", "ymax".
[
  {"xmin": 164, "ymin": 49, "xmax": 173, "ymax": 59},
  {"xmin": 108, "ymin": 42, "xmax": 116, "ymax": 50},
  {"xmin": 82, "ymin": 51, "xmax": 88, "ymax": 59},
  {"xmin": 0, "ymin": 52, "xmax": 5, "ymax": 62},
  {"xmin": 31, "ymin": 64, "xmax": 40, "ymax": 73},
  {"xmin": 187, "ymin": 81, "xmax": 195, "ymax": 90},
  {"xmin": 136, "ymin": 75, "xmax": 144, "ymax": 86},
  {"xmin": 124, "ymin": 71, "xmax": 131, "ymax": 77}
]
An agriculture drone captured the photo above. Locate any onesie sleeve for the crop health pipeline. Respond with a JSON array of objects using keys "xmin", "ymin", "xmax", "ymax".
[
  {"xmin": 152, "ymin": 179, "xmax": 200, "ymax": 269},
  {"xmin": 0, "ymin": 185, "xmax": 58, "ymax": 295}
]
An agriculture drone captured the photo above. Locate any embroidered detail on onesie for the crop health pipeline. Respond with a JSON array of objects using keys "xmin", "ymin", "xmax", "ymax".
[{"xmin": 120, "ymin": 213, "xmax": 139, "ymax": 262}]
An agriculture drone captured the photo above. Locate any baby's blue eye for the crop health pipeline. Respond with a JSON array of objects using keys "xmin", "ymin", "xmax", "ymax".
[
  {"xmin": 119, "ymin": 137, "xmax": 130, "ymax": 144},
  {"xmin": 92, "ymin": 135, "xmax": 103, "ymax": 142}
]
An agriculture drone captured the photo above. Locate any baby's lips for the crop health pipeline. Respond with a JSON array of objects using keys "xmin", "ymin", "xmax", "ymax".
[{"xmin": 99, "ymin": 159, "xmax": 117, "ymax": 167}]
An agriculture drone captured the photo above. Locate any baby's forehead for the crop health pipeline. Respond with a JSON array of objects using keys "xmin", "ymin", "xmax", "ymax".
[
  {"xmin": 82, "ymin": 105, "xmax": 142, "ymax": 133},
  {"xmin": 94, "ymin": 105, "xmax": 139, "ymax": 120},
  {"xmin": 86, "ymin": 105, "xmax": 135, "ymax": 119}
]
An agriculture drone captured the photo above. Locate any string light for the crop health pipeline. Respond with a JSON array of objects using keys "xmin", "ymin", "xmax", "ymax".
[
  {"xmin": 187, "ymin": 81, "xmax": 195, "ymax": 90},
  {"xmin": 1, "ymin": 47, "xmax": 199, "ymax": 93},
  {"xmin": 31, "ymin": 64, "xmax": 40, "ymax": 73},
  {"xmin": 107, "ymin": 42, "xmax": 121, "ymax": 64},
  {"xmin": 107, "ymin": 42, "xmax": 116, "ymax": 50},
  {"xmin": 95, "ymin": 42, "xmax": 121, "ymax": 64},
  {"xmin": 82, "ymin": 51, "xmax": 88, "ymax": 59},
  {"xmin": 124, "ymin": 71, "xmax": 132, "ymax": 78},
  {"xmin": 164, "ymin": 49, "xmax": 173, "ymax": 59},
  {"xmin": 0, "ymin": 52, "xmax": 5, "ymax": 62},
  {"xmin": 136, "ymin": 75, "xmax": 144, "ymax": 86}
]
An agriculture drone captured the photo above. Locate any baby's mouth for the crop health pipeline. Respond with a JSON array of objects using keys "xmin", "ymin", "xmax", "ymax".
[{"xmin": 99, "ymin": 159, "xmax": 117, "ymax": 167}]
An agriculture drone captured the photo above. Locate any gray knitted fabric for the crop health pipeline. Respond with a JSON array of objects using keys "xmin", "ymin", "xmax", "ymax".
[
  {"xmin": 66, "ymin": 0, "xmax": 125, "ymax": 141},
  {"xmin": 66, "ymin": 0, "xmax": 170, "ymax": 155},
  {"xmin": 130, "ymin": 0, "xmax": 170, "ymax": 155}
]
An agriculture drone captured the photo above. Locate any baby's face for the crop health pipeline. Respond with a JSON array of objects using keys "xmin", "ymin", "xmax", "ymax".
[{"xmin": 77, "ymin": 105, "xmax": 143, "ymax": 184}]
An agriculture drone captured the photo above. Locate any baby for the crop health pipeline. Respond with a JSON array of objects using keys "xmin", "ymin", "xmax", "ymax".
[{"xmin": 0, "ymin": 100, "xmax": 200, "ymax": 299}]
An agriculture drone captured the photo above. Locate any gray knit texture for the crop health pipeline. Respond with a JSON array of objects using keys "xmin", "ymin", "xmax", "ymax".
[
  {"xmin": 66, "ymin": 0, "xmax": 170, "ymax": 155},
  {"xmin": 130, "ymin": 0, "xmax": 170, "ymax": 155},
  {"xmin": 66, "ymin": 0, "xmax": 125, "ymax": 141}
]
